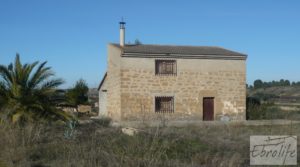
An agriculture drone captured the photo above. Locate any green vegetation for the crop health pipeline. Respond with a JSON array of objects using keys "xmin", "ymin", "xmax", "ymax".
[
  {"xmin": 92, "ymin": 117, "xmax": 111, "ymax": 127},
  {"xmin": 250, "ymin": 79, "xmax": 300, "ymax": 90},
  {"xmin": 252, "ymin": 79, "xmax": 294, "ymax": 89},
  {"xmin": 65, "ymin": 79, "xmax": 89, "ymax": 114},
  {"xmin": 247, "ymin": 79, "xmax": 300, "ymax": 120},
  {"xmin": 134, "ymin": 39, "xmax": 142, "ymax": 45},
  {"xmin": 246, "ymin": 97, "xmax": 300, "ymax": 120},
  {"xmin": 0, "ymin": 122, "xmax": 299, "ymax": 167},
  {"xmin": 0, "ymin": 54, "xmax": 70, "ymax": 123}
]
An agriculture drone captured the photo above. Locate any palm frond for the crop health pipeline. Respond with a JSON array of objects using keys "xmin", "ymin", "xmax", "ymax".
[
  {"xmin": 0, "ymin": 81, "xmax": 8, "ymax": 99},
  {"xmin": 14, "ymin": 54, "xmax": 23, "ymax": 83},
  {"xmin": 40, "ymin": 79, "xmax": 64, "ymax": 90},
  {"xmin": 30, "ymin": 68, "xmax": 54, "ymax": 88},
  {"xmin": 28, "ymin": 61, "xmax": 48, "ymax": 88},
  {"xmin": 0, "ymin": 65, "xmax": 13, "ymax": 86},
  {"xmin": 23, "ymin": 62, "xmax": 39, "ymax": 88}
]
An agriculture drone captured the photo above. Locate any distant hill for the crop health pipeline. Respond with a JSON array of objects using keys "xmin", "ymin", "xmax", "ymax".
[{"xmin": 248, "ymin": 86, "xmax": 300, "ymax": 106}]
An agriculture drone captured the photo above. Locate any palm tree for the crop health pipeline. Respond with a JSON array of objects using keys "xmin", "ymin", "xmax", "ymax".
[{"xmin": 0, "ymin": 54, "xmax": 70, "ymax": 123}]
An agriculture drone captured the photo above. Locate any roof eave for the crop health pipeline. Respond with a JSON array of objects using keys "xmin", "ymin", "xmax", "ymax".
[
  {"xmin": 121, "ymin": 53, "xmax": 247, "ymax": 60},
  {"xmin": 97, "ymin": 72, "xmax": 107, "ymax": 91}
]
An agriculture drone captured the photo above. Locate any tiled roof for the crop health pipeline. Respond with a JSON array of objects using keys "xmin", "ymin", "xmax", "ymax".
[{"xmin": 112, "ymin": 43, "xmax": 247, "ymax": 57}]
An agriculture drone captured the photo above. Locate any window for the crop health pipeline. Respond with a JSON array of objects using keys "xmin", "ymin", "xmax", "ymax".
[
  {"xmin": 155, "ymin": 60, "xmax": 177, "ymax": 75},
  {"xmin": 155, "ymin": 96, "xmax": 174, "ymax": 113}
]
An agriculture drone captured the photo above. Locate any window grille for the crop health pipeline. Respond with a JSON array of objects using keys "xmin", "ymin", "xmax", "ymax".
[
  {"xmin": 155, "ymin": 96, "xmax": 174, "ymax": 113},
  {"xmin": 155, "ymin": 60, "xmax": 177, "ymax": 75}
]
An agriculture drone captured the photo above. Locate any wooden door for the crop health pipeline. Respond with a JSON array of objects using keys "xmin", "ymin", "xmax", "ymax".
[{"xmin": 203, "ymin": 97, "xmax": 214, "ymax": 121}]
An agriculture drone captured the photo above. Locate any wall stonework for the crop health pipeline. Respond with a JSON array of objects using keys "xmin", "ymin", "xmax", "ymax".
[
  {"xmin": 106, "ymin": 45, "xmax": 122, "ymax": 121},
  {"xmin": 98, "ymin": 74, "xmax": 108, "ymax": 116},
  {"xmin": 105, "ymin": 44, "xmax": 246, "ymax": 122},
  {"xmin": 120, "ymin": 70, "xmax": 246, "ymax": 121}
]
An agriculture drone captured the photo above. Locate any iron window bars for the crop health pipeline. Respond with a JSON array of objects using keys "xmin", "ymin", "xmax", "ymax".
[
  {"xmin": 155, "ymin": 96, "xmax": 174, "ymax": 113},
  {"xmin": 155, "ymin": 60, "xmax": 177, "ymax": 75}
]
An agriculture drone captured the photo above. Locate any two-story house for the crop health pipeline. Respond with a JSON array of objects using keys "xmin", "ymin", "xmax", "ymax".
[{"xmin": 98, "ymin": 22, "xmax": 247, "ymax": 123}]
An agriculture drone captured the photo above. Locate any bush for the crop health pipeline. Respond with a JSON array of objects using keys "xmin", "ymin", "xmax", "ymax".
[
  {"xmin": 246, "ymin": 97, "xmax": 261, "ymax": 120},
  {"xmin": 246, "ymin": 104, "xmax": 268, "ymax": 120},
  {"xmin": 246, "ymin": 95, "xmax": 300, "ymax": 120},
  {"xmin": 246, "ymin": 97, "xmax": 278, "ymax": 120},
  {"xmin": 92, "ymin": 117, "xmax": 111, "ymax": 127}
]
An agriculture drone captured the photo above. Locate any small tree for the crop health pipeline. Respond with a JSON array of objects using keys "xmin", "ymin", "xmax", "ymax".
[
  {"xmin": 66, "ymin": 79, "xmax": 89, "ymax": 115},
  {"xmin": 134, "ymin": 39, "xmax": 142, "ymax": 45},
  {"xmin": 253, "ymin": 79, "xmax": 263, "ymax": 89},
  {"xmin": 284, "ymin": 80, "xmax": 290, "ymax": 86}
]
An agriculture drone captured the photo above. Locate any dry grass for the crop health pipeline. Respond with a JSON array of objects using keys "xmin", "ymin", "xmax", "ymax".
[{"xmin": 0, "ymin": 121, "xmax": 299, "ymax": 167}]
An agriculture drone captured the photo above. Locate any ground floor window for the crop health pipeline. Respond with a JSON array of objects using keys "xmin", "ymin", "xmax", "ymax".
[{"xmin": 155, "ymin": 96, "xmax": 174, "ymax": 113}]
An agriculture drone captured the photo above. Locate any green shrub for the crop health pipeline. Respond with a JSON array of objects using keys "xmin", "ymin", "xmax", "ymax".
[
  {"xmin": 93, "ymin": 117, "xmax": 111, "ymax": 127},
  {"xmin": 246, "ymin": 97, "xmax": 262, "ymax": 120},
  {"xmin": 246, "ymin": 101, "xmax": 298, "ymax": 120}
]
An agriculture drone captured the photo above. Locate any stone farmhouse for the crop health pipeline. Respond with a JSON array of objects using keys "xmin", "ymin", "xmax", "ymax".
[{"xmin": 98, "ymin": 22, "xmax": 247, "ymax": 123}]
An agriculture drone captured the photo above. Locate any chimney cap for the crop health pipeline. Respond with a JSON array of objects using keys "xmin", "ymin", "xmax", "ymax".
[
  {"xmin": 119, "ymin": 17, "xmax": 126, "ymax": 28},
  {"xmin": 119, "ymin": 21, "xmax": 126, "ymax": 29}
]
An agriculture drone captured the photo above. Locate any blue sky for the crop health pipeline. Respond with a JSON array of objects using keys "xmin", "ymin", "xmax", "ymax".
[{"xmin": 1, "ymin": 0, "xmax": 300, "ymax": 88}]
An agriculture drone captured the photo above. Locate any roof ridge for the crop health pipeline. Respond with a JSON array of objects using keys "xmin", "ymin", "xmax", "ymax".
[{"xmin": 111, "ymin": 43, "xmax": 222, "ymax": 48}]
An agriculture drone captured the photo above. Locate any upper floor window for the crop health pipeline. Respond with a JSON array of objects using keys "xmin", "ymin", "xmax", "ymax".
[{"xmin": 155, "ymin": 60, "xmax": 177, "ymax": 75}]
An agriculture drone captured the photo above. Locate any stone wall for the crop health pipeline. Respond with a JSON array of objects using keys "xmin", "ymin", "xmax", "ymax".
[
  {"xmin": 106, "ymin": 45, "xmax": 122, "ymax": 121},
  {"xmin": 119, "ymin": 58, "xmax": 246, "ymax": 121},
  {"xmin": 98, "ymin": 74, "xmax": 108, "ymax": 116}
]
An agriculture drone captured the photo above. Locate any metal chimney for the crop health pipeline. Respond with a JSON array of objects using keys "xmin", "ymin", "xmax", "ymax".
[{"xmin": 119, "ymin": 21, "xmax": 125, "ymax": 47}]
